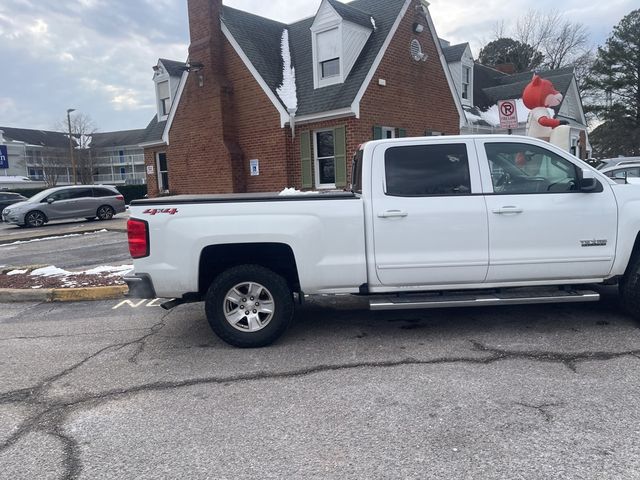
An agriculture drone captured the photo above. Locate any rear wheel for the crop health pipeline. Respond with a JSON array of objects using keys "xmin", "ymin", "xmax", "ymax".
[
  {"xmin": 620, "ymin": 251, "xmax": 640, "ymax": 318},
  {"xmin": 25, "ymin": 210, "xmax": 46, "ymax": 228},
  {"xmin": 205, "ymin": 265, "xmax": 294, "ymax": 348},
  {"xmin": 97, "ymin": 205, "xmax": 115, "ymax": 221}
]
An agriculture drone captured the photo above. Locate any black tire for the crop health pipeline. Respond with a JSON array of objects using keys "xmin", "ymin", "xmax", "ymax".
[
  {"xmin": 97, "ymin": 205, "xmax": 115, "ymax": 221},
  {"xmin": 24, "ymin": 210, "xmax": 47, "ymax": 228},
  {"xmin": 205, "ymin": 265, "xmax": 294, "ymax": 348},
  {"xmin": 620, "ymin": 251, "xmax": 640, "ymax": 318}
]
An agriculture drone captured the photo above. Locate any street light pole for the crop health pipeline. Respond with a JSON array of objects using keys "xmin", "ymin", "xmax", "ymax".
[{"xmin": 67, "ymin": 108, "xmax": 76, "ymax": 185}]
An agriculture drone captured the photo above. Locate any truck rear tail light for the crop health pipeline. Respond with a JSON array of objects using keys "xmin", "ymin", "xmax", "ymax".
[
  {"xmin": 115, "ymin": 195, "xmax": 124, "ymax": 201},
  {"xmin": 128, "ymin": 219, "xmax": 149, "ymax": 259}
]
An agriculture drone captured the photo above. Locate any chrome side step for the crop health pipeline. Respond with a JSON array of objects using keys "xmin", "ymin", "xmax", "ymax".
[{"xmin": 369, "ymin": 288, "xmax": 600, "ymax": 311}]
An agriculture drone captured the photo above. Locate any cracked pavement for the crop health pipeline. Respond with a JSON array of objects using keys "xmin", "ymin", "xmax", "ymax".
[{"xmin": 1, "ymin": 287, "xmax": 640, "ymax": 479}]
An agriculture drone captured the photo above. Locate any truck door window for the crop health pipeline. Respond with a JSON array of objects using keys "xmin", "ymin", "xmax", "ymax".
[
  {"xmin": 485, "ymin": 143, "xmax": 579, "ymax": 194},
  {"xmin": 384, "ymin": 144, "xmax": 471, "ymax": 197}
]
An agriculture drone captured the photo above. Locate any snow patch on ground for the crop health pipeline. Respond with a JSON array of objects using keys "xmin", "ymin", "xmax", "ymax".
[
  {"xmin": 0, "ymin": 229, "xmax": 109, "ymax": 247},
  {"xmin": 30, "ymin": 264, "xmax": 132, "ymax": 277},
  {"xmin": 276, "ymin": 29, "xmax": 298, "ymax": 111},
  {"xmin": 7, "ymin": 269, "xmax": 28, "ymax": 276},
  {"xmin": 279, "ymin": 188, "xmax": 318, "ymax": 196}
]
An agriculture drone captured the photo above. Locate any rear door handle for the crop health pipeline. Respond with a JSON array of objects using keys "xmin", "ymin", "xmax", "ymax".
[
  {"xmin": 378, "ymin": 210, "xmax": 409, "ymax": 218},
  {"xmin": 492, "ymin": 206, "xmax": 523, "ymax": 215}
]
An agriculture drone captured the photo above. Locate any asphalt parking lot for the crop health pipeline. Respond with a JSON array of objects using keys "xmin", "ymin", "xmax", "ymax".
[
  {"xmin": 2, "ymin": 289, "xmax": 640, "ymax": 479},
  {"xmin": 0, "ymin": 216, "xmax": 129, "ymax": 270}
]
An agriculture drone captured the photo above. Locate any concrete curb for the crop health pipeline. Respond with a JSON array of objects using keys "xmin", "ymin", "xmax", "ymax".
[{"xmin": 0, "ymin": 285, "xmax": 128, "ymax": 303}]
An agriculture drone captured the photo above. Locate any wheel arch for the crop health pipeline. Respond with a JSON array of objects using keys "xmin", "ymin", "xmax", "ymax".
[
  {"xmin": 198, "ymin": 243, "xmax": 301, "ymax": 296},
  {"xmin": 623, "ymin": 231, "xmax": 640, "ymax": 277}
]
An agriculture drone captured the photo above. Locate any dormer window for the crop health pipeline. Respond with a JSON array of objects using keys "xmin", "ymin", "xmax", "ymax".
[
  {"xmin": 321, "ymin": 58, "xmax": 340, "ymax": 79},
  {"xmin": 316, "ymin": 27, "xmax": 342, "ymax": 86},
  {"xmin": 311, "ymin": 0, "xmax": 373, "ymax": 89},
  {"xmin": 158, "ymin": 81, "xmax": 171, "ymax": 116}
]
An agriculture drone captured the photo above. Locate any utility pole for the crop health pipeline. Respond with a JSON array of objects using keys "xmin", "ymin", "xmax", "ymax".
[{"xmin": 67, "ymin": 108, "xmax": 76, "ymax": 184}]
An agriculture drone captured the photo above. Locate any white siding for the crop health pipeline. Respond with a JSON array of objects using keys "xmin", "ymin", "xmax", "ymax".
[
  {"xmin": 559, "ymin": 80, "xmax": 582, "ymax": 122},
  {"xmin": 342, "ymin": 21, "xmax": 372, "ymax": 80},
  {"xmin": 313, "ymin": 1, "xmax": 340, "ymax": 29}
]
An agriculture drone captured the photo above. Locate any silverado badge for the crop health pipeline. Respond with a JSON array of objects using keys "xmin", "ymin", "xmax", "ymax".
[{"xmin": 581, "ymin": 240, "xmax": 607, "ymax": 247}]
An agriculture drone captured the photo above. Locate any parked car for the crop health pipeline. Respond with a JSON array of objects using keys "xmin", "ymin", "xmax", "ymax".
[
  {"xmin": 1, "ymin": 185, "xmax": 125, "ymax": 227},
  {"xmin": 125, "ymin": 134, "xmax": 640, "ymax": 348},
  {"xmin": 0, "ymin": 192, "xmax": 27, "ymax": 214},
  {"xmin": 595, "ymin": 156, "xmax": 640, "ymax": 170},
  {"xmin": 600, "ymin": 162, "xmax": 640, "ymax": 183}
]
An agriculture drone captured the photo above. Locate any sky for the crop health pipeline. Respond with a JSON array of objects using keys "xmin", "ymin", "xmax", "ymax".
[{"xmin": 0, "ymin": 0, "xmax": 636, "ymax": 133}]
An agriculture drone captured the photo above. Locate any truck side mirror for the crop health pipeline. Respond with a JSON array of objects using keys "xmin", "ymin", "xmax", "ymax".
[{"xmin": 579, "ymin": 168, "xmax": 603, "ymax": 193}]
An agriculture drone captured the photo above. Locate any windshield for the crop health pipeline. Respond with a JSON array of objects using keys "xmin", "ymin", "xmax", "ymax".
[{"xmin": 29, "ymin": 189, "xmax": 58, "ymax": 202}]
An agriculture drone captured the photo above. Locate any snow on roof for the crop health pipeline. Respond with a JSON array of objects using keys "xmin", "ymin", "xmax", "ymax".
[
  {"xmin": 466, "ymin": 99, "xmax": 554, "ymax": 128},
  {"xmin": 276, "ymin": 29, "xmax": 298, "ymax": 112}
]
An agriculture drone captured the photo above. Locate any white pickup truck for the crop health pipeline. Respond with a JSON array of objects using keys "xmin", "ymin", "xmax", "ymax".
[{"xmin": 126, "ymin": 135, "xmax": 640, "ymax": 347}]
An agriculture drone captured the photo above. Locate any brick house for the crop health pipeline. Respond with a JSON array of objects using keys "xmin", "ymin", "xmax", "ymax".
[{"xmin": 144, "ymin": 0, "xmax": 465, "ymax": 196}]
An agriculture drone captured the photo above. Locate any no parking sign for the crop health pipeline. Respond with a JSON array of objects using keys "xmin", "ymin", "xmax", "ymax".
[{"xmin": 498, "ymin": 100, "xmax": 519, "ymax": 130}]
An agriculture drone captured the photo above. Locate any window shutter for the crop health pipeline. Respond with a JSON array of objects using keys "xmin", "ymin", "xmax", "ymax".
[
  {"xmin": 333, "ymin": 125, "xmax": 347, "ymax": 188},
  {"xmin": 398, "ymin": 128, "xmax": 408, "ymax": 138},
  {"xmin": 373, "ymin": 126, "xmax": 383, "ymax": 140},
  {"xmin": 300, "ymin": 131, "xmax": 312, "ymax": 189}
]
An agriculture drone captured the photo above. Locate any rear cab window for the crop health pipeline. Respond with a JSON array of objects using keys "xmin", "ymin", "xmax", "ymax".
[{"xmin": 384, "ymin": 144, "xmax": 471, "ymax": 197}]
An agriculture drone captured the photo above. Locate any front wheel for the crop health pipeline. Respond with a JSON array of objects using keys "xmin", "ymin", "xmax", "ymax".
[
  {"xmin": 205, "ymin": 265, "xmax": 294, "ymax": 348},
  {"xmin": 25, "ymin": 210, "xmax": 46, "ymax": 228}
]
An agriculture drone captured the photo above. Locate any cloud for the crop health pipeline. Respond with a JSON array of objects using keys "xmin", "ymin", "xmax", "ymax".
[{"xmin": 0, "ymin": 0, "xmax": 637, "ymax": 133}]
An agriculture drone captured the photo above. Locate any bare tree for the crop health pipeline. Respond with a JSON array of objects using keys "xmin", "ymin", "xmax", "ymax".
[
  {"xmin": 55, "ymin": 113, "xmax": 97, "ymax": 185},
  {"xmin": 38, "ymin": 147, "xmax": 71, "ymax": 187},
  {"xmin": 486, "ymin": 9, "xmax": 592, "ymax": 77}
]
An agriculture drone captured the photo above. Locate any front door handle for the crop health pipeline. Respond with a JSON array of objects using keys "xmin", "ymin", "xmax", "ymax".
[
  {"xmin": 492, "ymin": 206, "xmax": 523, "ymax": 215},
  {"xmin": 378, "ymin": 210, "xmax": 409, "ymax": 218}
]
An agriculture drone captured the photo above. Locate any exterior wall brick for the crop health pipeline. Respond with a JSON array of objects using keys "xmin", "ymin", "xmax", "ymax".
[{"xmin": 157, "ymin": 0, "xmax": 461, "ymax": 196}]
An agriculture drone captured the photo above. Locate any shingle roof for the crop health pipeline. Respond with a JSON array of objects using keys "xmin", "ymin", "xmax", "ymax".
[
  {"xmin": 327, "ymin": 0, "xmax": 374, "ymax": 29},
  {"xmin": 91, "ymin": 129, "xmax": 147, "ymax": 149},
  {"xmin": 159, "ymin": 59, "xmax": 187, "ymax": 77},
  {"xmin": 140, "ymin": 116, "xmax": 167, "ymax": 144},
  {"xmin": 442, "ymin": 43, "xmax": 468, "ymax": 63},
  {"xmin": 221, "ymin": 0, "xmax": 406, "ymax": 117},
  {"xmin": 0, "ymin": 127, "xmax": 71, "ymax": 148}
]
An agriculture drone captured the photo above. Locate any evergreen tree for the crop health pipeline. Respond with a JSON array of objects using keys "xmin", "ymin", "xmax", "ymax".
[{"xmin": 586, "ymin": 9, "xmax": 640, "ymax": 157}]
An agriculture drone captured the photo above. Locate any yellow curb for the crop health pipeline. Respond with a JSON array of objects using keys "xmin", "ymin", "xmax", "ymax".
[{"xmin": 51, "ymin": 285, "xmax": 129, "ymax": 302}]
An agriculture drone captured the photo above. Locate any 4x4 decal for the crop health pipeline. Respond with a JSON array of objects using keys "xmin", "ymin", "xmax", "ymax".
[{"xmin": 143, "ymin": 208, "xmax": 178, "ymax": 216}]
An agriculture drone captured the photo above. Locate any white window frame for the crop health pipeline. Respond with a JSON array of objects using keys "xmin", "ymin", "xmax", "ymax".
[
  {"xmin": 155, "ymin": 75, "xmax": 171, "ymax": 122},
  {"xmin": 312, "ymin": 24, "xmax": 344, "ymax": 89},
  {"xmin": 314, "ymin": 129, "xmax": 336, "ymax": 189},
  {"xmin": 382, "ymin": 127, "xmax": 396, "ymax": 139},
  {"xmin": 156, "ymin": 152, "xmax": 169, "ymax": 193},
  {"xmin": 462, "ymin": 66, "xmax": 471, "ymax": 100}
]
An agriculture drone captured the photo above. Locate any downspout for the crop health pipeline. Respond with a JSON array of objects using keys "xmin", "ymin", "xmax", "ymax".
[{"xmin": 288, "ymin": 107, "xmax": 297, "ymax": 139}]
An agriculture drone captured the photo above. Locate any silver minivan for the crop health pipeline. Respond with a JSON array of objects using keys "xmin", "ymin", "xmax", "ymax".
[{"xmin": 1, "ymin": 185, "xmax": 126, "ymax": 227}]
